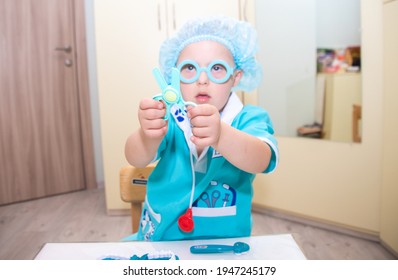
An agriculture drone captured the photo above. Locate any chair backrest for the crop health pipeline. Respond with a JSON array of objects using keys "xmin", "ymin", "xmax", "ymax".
[{"xmin": 120, "ymin": 164, "xmax": 155, "ymax": 233}]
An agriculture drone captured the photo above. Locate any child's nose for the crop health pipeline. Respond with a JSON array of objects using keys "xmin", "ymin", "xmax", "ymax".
[{"xmin": 197, "ymin": 70, "xmax": 209, "ymax": 85}]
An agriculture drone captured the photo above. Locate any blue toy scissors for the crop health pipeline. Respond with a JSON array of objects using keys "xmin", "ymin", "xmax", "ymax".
[
  {"xmin": 200, "ymin": 190, "xmax": 221, "ymax": 208},
  {"xmin": 152, "ymin": 67, "xmax": 197, "ymax": 120}
]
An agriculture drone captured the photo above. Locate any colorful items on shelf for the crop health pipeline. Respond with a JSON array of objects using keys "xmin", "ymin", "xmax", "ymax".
[{"xmin": 317, "ymin": 46, "xmax": 360, "ymax": 73}]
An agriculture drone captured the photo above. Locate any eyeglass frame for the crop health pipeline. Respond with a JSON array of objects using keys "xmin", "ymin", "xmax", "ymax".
[{"xmin": 176, "ymin": 59, "xmax": 236, "ymax": 84}]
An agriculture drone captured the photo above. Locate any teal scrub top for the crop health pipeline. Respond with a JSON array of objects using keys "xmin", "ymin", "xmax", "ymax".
[{"xmin": 126, "ymin": 93, "xmax": 278, "ymax": 241}]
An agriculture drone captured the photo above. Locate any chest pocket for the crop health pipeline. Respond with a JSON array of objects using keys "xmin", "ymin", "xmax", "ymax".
[{"xmin": 192, "ymin": 180, "xmax": 237, "ymax": 217}]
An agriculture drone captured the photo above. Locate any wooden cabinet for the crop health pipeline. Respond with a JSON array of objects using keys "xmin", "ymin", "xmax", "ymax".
[
  {"xmin": 94, "ymin": 0, "xmax": 254, "ymax": 213},
  {"xmin": 320, "ymin": 73, "xmax": 361, "ymax": 142}
]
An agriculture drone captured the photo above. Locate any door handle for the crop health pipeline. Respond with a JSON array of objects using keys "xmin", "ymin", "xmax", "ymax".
[{"xmin": 54, "ymin": 45, "xmax": 72, "ymax": 53}]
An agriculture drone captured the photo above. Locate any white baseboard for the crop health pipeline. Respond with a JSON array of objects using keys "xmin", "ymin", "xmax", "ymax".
[{"xmin": 252, "ymin": 204, "xmax": 380, "ymax": 242}]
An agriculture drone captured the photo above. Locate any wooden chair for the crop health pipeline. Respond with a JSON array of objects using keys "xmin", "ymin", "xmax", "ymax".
[
  {"xmin": 119, "ymin": 164, "xmax": 155, "ymax": 233},
  {"xmin": 352, "ymin": 104, "xmax": 362, "ymax": 143}
]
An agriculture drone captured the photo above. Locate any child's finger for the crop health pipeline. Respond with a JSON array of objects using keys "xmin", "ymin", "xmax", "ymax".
[
  {"xmin": 140, "ymin": 98, "xmax": 165, "ymax": 110},
  {"xmin": 188, "ymin": 104, "xmax": 215, "ymax": 118},
  {"xmin": 142, "ymin": 108, "xmax": 166, "ymax": 120}
]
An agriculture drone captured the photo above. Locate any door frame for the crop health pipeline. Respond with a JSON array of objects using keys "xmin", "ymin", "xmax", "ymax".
[{"xmin": 72, "ymin": 0, "xmax": 97, "ymax": 189}]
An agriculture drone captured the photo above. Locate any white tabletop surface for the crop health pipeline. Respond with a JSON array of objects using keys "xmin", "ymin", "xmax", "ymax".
[{"xmin": 34, "ymin": 234, "xmax": 306, "ymax": 260}]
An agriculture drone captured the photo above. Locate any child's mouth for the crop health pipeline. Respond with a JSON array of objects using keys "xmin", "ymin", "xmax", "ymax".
[{"xmin": 195, "ymin": 93, "xmax": 210, "ymax": 103}]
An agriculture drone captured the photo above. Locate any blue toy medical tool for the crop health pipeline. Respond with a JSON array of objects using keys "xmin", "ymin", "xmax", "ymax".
[
  {"xmin": 102, "ymin": 250, "xmax": 179, "ymax": 260},
  {"xmin": 152, "ymin": 67, "xmax": 196, "ymax": 120},
  {"xmin": 190, "ymin": 242, "xmax": 250, "ymax": 254}
]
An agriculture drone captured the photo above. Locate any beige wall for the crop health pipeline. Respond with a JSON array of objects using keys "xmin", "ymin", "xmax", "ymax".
[
  {"xmin": 253, "ymin": 0, "xmax": 384, "ymax": 235},
  {"xmin": 94, "ymin": 0, "xmax": 144, "ymax": 213},
  {"xmin": 380, "ymin": 0, "xmax": 398, "ymax": 254}
]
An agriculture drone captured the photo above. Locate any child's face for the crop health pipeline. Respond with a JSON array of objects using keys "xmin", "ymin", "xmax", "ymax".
[{"xmin": 176, "ymin": 41, "xmax": 242, "ymax": 111}]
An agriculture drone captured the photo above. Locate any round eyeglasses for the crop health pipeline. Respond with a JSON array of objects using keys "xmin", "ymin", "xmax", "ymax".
[{"xmin": 177, "ymin": 60, "xmax": 235, "ymax": 84}]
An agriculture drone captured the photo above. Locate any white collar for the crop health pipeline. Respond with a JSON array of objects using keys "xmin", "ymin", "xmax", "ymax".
[{"xmin": 220, "ymin": 92, "xmax": 244, "ymax": 125}]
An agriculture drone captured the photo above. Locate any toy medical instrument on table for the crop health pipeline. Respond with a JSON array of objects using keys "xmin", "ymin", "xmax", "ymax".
[
  {"xmin": 102, "ymin": 250, "xmax": 179, "ymax": 260},
  {"xmin": 190, "ymin": 242, "xmax": 250, "ymax": 255},
  {"xmin": 152, "ymin": 67, "xmax": 197, "ymax": 233},
  {"xmin": 152, "ymin": 67, "xmax": 196, "ymax": 120}
]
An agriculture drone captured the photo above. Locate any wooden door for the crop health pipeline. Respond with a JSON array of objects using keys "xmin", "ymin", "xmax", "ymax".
[{"xmin": 0, "ymin": 0, "xmax": 96, "ymax": 205}]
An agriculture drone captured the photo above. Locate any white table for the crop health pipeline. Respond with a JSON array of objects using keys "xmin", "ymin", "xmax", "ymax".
[{"xmin": 34, "ymin": 234, "xmax": 306, "ymax": 260}]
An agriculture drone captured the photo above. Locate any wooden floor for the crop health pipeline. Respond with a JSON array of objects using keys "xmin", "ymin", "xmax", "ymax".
[{"xmin": 0, "ymin": 188, "xmax": 396, "ymax": 260}]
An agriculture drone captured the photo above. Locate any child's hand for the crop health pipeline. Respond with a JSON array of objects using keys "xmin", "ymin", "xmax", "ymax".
[
  {"xmin": 138, "ymin": 98, "xmax": 168, "ymax": 139},
  {"xmin": 188, "ymin": 104, "xmax": 221, "ymax": 148}
]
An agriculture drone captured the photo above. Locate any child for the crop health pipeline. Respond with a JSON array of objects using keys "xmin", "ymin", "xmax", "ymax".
[{"xmin": 124, "ymin": 16, "xmax": 278, "ymax": 241}]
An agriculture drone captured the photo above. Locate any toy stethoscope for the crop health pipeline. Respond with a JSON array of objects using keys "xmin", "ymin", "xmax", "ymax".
[{"xmin": 152, "ymin": 67, "xmax": 197, "ymax": 233}]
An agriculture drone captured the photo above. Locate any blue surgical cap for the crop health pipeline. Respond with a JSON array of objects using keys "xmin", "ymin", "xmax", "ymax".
[{"xmin": 159, "ymin": 16, "xmax": 262, "ymax": 92}]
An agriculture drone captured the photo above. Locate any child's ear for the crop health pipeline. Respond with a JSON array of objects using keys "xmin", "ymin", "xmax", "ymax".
[{"xmin": 232, "ymin": 70, "xmax": 243, "ymax": 87}]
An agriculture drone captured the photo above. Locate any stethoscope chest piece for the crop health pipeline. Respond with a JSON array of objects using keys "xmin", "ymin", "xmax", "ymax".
[{"xmin": 178, "ymin": 208, "xmax": 194, "ymax": 232}]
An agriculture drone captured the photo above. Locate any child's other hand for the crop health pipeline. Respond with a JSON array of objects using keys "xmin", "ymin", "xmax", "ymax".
[
  {"xmin": 138, "ymin": 98, "xmax": 168, "ymax": 139},
  {"xmin": 188, "ymin": 104, "xmax": 221, "ymax": 148}
]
